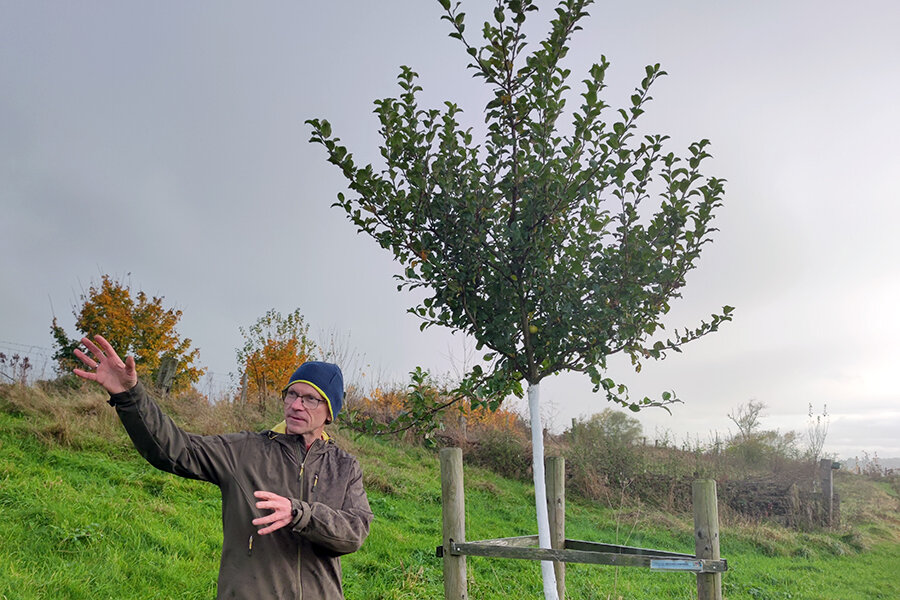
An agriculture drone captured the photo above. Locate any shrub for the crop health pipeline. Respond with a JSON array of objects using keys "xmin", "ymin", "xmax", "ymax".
[
  {"xmin": 51, "ymin": 274, "xmax": 204, "ymax": 391},
  {"xmin": 465, "ymin": 426, "xmax": 531, "ymax": 481},
  {"xmin": 235, "ymin": 308, "xmax": 316, "ymax": 404},
  {"xmin": 564, "ymin": 410, "xmax": 646, "ymax": 502}
]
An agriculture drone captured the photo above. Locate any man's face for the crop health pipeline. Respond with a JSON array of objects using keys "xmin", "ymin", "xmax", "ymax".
[{"xmin": 283, "ymin": 382, "xmax": 330, "ymax": 439}]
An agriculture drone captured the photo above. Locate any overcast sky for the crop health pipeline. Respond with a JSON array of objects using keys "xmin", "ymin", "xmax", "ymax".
[{"xmin": 2, "ymin": 1, "xmax": 898, "ymax": 460}]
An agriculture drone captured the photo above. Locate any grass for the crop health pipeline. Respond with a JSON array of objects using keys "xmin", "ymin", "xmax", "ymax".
[{"xmin": 1, "ymin": 384, "xmax": 899, "ymax": 599}]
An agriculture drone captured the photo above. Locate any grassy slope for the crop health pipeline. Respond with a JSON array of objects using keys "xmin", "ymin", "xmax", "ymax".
[{"xmin": 1, "ymin": 391, "xmax": 899, "ymax": 599}]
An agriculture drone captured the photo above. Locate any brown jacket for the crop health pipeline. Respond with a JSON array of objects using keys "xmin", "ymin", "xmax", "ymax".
[{"xmin": 108, "ymin": 383, "xmax": 372, "ymax": 599}]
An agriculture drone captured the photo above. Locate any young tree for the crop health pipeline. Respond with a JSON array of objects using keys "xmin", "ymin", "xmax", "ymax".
[
  {"xmin": 235, "ymin": 308, "xmax": 316, "ymax": 404},
  {"xmin": 727, "ymin": 399, "xmax": 766, "ymax": 443},
  {"xmin": 51, "ymin": 274, "xmax": 204, "ymax": 391},
  {"xmin": 805, "ymin": 402, "xmax": 829, "ymax": 463},
  {"xmin": 308, "ymin": 1, "xmax": 731, "ymax": 596}
]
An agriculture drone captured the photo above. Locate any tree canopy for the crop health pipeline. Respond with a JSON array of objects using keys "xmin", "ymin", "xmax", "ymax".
[
  {"xmin": 308, "ymin": 0, "xmax": 732, "ymax": 421},
  {"xmin": 52, "ymin": 274, "xmax": 204, "ymax": 391},
  {"xmin": 235, "ymin": 308, "xmax": 316, "ymax": 403}
]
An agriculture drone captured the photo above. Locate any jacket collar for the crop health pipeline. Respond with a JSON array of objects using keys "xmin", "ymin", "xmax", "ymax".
[{"xmin": 270, "ymin": 420, "xmax": 331, "ymax": 442}]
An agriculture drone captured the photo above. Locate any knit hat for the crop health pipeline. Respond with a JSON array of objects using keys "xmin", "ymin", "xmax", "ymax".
[{"xmin": 282, "ymin": 361, "xmax": 344, "ymax": 422}]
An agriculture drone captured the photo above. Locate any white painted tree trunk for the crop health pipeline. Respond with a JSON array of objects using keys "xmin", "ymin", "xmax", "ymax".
[{"xmin": 528, "ymin": 382, "xmax": 560, "ymax": 600}]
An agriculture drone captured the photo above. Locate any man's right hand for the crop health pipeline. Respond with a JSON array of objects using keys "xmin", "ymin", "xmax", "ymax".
[{"xmin": 73, "ymin": 334, "xmax": 138, "ymax": 395}]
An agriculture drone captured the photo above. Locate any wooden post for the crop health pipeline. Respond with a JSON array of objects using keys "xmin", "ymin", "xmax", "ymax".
[
  {"xmin": 819, "ymin": 458, "xmax": 834, "ymax": 527},
  {"xmin": 441, "ymin": 448, "xmax": 467, "ymax": 599},
  {"xmin": 545, "ymin": 456, "xmax": 566, "ymax": 599},
  {"xmin": 155, "ymin": 356, "xmax": 178, "ymax": 394},
  {"xmin": 239, "ymin": 372, "xmax": 248, "ymax": 405},
  {"xmin": 693, "ymin": 480, "xmax": 722, "ymax": 600}
]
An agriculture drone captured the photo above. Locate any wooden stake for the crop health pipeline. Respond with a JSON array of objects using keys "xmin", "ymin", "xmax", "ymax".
[
  {"xmin": 546, "ymin": 456, "xmax": 566, "ymax": 599},
  {"xmin": 441, "ymin": 448, "xmax": 467, "ymax": 599},
  {"xmin": 692, "ymin": 480, "xmax": 722, "ymax": 600}
]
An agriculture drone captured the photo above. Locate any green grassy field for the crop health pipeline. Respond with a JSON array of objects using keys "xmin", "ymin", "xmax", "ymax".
[{"xmin": 1, "ymin": 388, "xmax": 898, "ymax": 599}]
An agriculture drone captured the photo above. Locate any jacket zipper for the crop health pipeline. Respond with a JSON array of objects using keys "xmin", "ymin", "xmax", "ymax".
[{"xmin": 296, "ymin": 438, "xmax": 318, "ymax": 599}]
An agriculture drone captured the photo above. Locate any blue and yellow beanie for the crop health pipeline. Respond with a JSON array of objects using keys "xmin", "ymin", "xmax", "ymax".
[{"xmin": 282, "ymin": 361, "xmax": 344, "ymax": 423}]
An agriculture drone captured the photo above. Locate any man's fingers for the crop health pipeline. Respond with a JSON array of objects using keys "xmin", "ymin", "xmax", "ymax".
[
  {"xmin": 72, "ymin": 367, "xmax": 97, "ymax": 381},
  {"xmin": 252, "ymin": 513, "xmax": 278, "ymax": 526},
  {"xmin": 93, "ymin": 335, "xmax": 120, "ymax": 360},
  {"xmin": 252, "ymin": 490, "xmax": 292, "ymax": 534},
  {"xmin": 80, "ymin": 337, "xmax": 103, "ymax": 359},
  {"xmin": 256, "ymin": 517, "xmax": 290, "ymax": 535},
  {"xmin": 73, "ymin": 349, "xmax": 95, "ymax": 367}
]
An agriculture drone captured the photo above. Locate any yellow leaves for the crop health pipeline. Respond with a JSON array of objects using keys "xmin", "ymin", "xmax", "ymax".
[
  {"xmin": 462, "ymin": 400, "xmax": 519, "ymax": 431},
  {"xmin": 236, "ymin": 308, "xmax": 315, "ymax": 404},
  {"xmin": 356, "ymin": 385, "xmax": 521, "ymax": 434},
  {"xmin": 360, "ymin": 386, "xmax": 408, "ymax": 413},
  {"xmin": 243, "ymin": 338, "xmax": 313, "ymax": 404},
  {"xmin": 70, "ymin": 274, "xmax": 204, "ymax": 392}
]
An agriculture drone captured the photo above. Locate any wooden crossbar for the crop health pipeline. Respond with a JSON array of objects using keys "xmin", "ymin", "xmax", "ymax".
[{"xmin": 445, "ymin": 537, "xmax": 727, "ymax": 573}]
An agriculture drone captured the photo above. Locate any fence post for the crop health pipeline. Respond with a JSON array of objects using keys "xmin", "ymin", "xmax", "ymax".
[
  {"xmin": 441, "ymin": 448, "xmax": 467, "ymax": 600},
  {"xmin": 692, "ymin": 480, "xmax": 722, "ymax": 600},
  {"xmin": 545, "ymin": 456, "xmax": 566, "ymax": 599},
  {"xmin": 155, "ymin": 356, "xmax": 178, "ymax": 394},
  {"xmin": 239, "ymin": 372, "xmax": 248, "ymax": 405},
  {"xmin": 819, "ymin": 458, "xmax": 833, "ymax": 527}
]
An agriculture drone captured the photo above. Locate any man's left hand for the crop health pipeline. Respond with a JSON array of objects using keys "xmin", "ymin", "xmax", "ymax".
[{"xmin": 252, "ymin": 490, "xmax": 296, "ymax": 535}]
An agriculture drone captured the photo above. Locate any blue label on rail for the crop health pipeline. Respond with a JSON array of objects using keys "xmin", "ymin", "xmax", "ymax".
[{"xmin": 650, "ymin": 559, "xmax": 702, "ymax": 572}]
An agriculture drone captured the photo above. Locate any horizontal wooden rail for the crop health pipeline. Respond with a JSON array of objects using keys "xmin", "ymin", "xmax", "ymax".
[{"xmin": 439, "ymin": 536, "xmax": 727, "ymax": 574}]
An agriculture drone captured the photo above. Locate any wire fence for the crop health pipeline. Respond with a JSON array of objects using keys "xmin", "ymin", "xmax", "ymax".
[{"xmin": 0, "ymin": 340, "xmax": 55, "ymax": 384}]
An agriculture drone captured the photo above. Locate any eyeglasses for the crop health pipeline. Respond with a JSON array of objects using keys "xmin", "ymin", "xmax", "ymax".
[{"xmin": 283, "ymin": 390, "xmax": 325, "ymax": 410}]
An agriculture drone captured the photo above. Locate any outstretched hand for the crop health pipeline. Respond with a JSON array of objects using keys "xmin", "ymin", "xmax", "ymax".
[{"xmin": 73, "ymin": 335, "xmax": 138, "ymax": 395}]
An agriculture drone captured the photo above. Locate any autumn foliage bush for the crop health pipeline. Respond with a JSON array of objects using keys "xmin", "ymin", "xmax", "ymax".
[
  {"xmin": 349, "ymin": 381, "xmax": 532, "ymax": 477},
  {"xmin": 235, "ymin": 308, "xmax": 316, "ymax": 404},
  {"xmin": 50, "ymin": 274, "xmax": 204, "ymax": 392}
]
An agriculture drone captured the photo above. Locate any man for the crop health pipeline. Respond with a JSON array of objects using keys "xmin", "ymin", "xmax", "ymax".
[{"xmin": 74, "ymin": 334, "xmax": 372, "ymax": 599}]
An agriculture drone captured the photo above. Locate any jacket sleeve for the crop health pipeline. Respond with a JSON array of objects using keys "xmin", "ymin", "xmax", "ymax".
[
  {"xmin": 290, "ymin": 456, "xmax": 373, "ymax": 555},
  {"xmin": 108, "ymin": 382, "xmax": 240, "ymax": 486}
]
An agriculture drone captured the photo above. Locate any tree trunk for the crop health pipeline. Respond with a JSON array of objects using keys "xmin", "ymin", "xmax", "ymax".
[{"xmin": 528, "ymin": 382, "xmax": 560, "ymax": 600}]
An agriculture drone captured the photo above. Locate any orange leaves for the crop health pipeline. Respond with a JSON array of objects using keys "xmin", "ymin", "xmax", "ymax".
[
  {"xmin": 55, "ymin": 274, "xmax": 204, "ymax": 391},
  {"xmin": 236, "ymin": 309, "xmax": 316, "ymax": 404},
  {"xmin": 358, "ymin": 386, "xmax": 408, "ymax": 414},
  {"xmin": 242, "ymin": 338, "xmax": 313, "ymax": 403},
  {"xmin": 463, "ymin": 400, "xmax": 519, "ymax": 431},
  {"xmin": 356, "ymin": 383, "xmax": 522, "ymax": 435}
]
